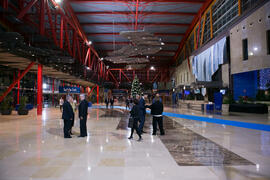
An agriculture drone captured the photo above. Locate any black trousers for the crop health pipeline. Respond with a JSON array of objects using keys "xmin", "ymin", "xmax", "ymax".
[
  {"xmin": 130, "ymin": 119, "xmax": 141, "ymax": 138},
  {"xmin": 152, "ymin": 116, "xmax": 164, "ymax": 135},
  {"xmin": 80, "ymin": 117, "xmax": 87, "ymax": 136},
  {"xmin": 63, "ymin": 119, "xmax": 71, "ymax": 138}
]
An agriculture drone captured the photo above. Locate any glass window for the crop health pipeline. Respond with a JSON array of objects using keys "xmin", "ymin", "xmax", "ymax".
[
  {"xmin": 267, "ymin": 30, "xmax": 270, "ymax": 55},
  {"xmin": 242, "ymin": 38, "xmax": 248, "ymax": 60}
]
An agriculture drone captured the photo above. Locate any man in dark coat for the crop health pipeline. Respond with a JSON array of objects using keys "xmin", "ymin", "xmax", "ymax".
[
  {"xmin": 147, "ymin": 96, "xmax": 165, "ymax": 135},
  {"xmin": 78, "ymin": 94, "xmax": 88, "ymax": 137},
  {"xmin": 62, "ymin": 96, "xmax": 74, "ymax": 138},
  {"xmin": 138, "ymin": 94, "xmax": 147, "ymax": 134}
]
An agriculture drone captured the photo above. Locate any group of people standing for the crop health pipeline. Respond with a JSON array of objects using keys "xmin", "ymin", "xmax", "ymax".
[
  {"xmin": 105, "ymin": 97, "xmax": 114, "ymax": 109},
  {"xmin": 61, "ymin": 94, "xmax": 89, "ymax": 138},
  {"xmin": 128, "ymin": 93, "xmax": 165, "ymax": 141}
]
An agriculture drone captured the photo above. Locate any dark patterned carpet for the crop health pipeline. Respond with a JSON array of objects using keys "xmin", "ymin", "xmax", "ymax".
[{"xmin": 105, "ymin": 108, "xmax": 254, "ymax": 166}]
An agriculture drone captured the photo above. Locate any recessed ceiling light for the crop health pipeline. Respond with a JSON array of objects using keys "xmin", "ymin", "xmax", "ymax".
[{"xmin": 161, "ymin": 42, "xmax": 165, "ymax": 45}]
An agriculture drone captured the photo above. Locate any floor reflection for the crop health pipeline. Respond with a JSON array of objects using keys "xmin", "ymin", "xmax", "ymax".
[{"xmin": 159, "ymin": 116, "xmax": 254, "ymax": 166}]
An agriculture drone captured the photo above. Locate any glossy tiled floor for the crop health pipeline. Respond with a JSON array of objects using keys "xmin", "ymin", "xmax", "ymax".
[{"xmin": 0, "ymin": 107, "xmax": 270, "ymax": 180}]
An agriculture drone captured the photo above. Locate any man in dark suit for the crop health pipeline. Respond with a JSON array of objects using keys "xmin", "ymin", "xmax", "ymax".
[
  {"xmin": 147, "ymin": 95, "xmax": 164, "ymax": 135},
  {"xmin": 78, "ymin": 94, "xmax": 88, "ymax": 137},
  {"xmin": 62, "ymin": 96, "xmax": 74, "ymax": 138},
  {"xmin": 138, "ymin": 94, "xmax": 147, "ymax": 134}
]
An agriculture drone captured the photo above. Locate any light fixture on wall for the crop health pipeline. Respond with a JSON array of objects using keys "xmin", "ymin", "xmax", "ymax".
[
  {"xmin": 253, "ymin": 47, "xmax": 258, "ymax": 51},
  {"xmin": 249, "ymin": 52, "xmax": 254, "ymax": 56}
]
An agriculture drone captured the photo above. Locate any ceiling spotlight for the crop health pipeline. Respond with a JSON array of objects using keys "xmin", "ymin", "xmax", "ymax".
[
  {"xmin": 249, "ymin": 52, "xmax": 254, "ymax": 56},
  {"xmin": 150, "ymin": 66, "xmax": 155, "ymax": 70},
  {"xmin": 88, "ymin": 41, "xmax": 92, "ymax": 45},
  {"xmin": 253, "ymin": 47, "xmax": 258, "ymax": 51},
  {"xmin": 55, "ymin": 0, "xmax": 62, "ymax": 3},
  {"xmin": 100, "ymin": 57, "xmax": 104, "ymax": 61},
  {"xmin": 160, "ymin": 47, "xmax": 162, "ymax": 50},
  {"xmin": 146, "ymin": 56, "xmax": 149, "ymax": 58},
  {"xmin": 106, "ymin": 66, "xmax": 109, "ymax": 69},
  {"xmin": 161, "ymin": 42, "xmax": 165, "ymax": 45},
  {"xmin": 86, "ymin": 66, "xmax": 90, "ymax": 70}
]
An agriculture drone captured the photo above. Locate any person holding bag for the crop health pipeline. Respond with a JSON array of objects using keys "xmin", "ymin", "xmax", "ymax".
[{"xmin": 128, "ymin": 99, "xmax": 142, "ymax": 141}]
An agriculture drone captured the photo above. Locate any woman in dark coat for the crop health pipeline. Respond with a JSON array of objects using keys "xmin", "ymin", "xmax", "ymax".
[{"xmin": 128, "ymin": 99, "xmax": 142, "ymax": 141}]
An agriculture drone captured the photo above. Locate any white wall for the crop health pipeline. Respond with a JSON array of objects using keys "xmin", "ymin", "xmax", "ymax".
[
  {"xmin": 173, "ymin": 57, "xmax": 195, "ymax": 87},
  {"xmin": 230, "ymin": 1, "xmax": 270, "ymax": 74}
]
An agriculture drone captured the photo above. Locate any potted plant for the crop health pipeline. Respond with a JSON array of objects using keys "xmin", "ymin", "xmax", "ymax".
[
  {"xmin": 18, "ymin": 96, "xmax": 28, "ymax": 115},
  {"xmin": 0, "ymin": 95, "xmax": 13, "ymax": 115}
]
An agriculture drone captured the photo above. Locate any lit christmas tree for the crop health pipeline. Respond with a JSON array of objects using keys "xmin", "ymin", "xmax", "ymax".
[{"xmin": 131, "ymin": 75, "xmax": 141, "ymax": 98}]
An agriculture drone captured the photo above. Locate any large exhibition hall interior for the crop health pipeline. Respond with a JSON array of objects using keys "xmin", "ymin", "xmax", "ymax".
[{"xmin": 0, "ymin": 0, "xmax": 270, "ymax": 179}]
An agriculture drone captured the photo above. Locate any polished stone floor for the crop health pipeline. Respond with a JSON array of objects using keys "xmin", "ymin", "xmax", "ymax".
[{"xmin": 0, "ymin": 107, "xmax": 270, "ymax": 180}]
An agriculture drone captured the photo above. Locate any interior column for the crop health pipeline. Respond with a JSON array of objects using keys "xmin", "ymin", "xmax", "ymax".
[{"xmin": 37, "ymin": 64, "xmax": 43, "ymax": 115}]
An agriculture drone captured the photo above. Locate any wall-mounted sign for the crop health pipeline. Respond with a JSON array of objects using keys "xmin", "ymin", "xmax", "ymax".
[{"xmin": 59, "ymin": 86, "xmax": 80, "ymax": 94}]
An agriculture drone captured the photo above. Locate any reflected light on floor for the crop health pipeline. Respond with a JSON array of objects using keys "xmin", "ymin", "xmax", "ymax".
[{"xmin": 256, "ymin": 164, "xmax": 260, "ymax": 172}]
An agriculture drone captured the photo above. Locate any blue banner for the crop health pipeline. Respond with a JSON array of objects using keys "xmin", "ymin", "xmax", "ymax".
[
  {"xmin": 59, "ymin": 86, "xmax": 80, "ymax": 94},
  {"xmin": 214, "ymin": 92, "xmax": 223, "ymax": 111}
]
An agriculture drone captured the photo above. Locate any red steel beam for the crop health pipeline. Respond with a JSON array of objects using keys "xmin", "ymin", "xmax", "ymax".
[
  {"xmin": 17, "ymin": 0, "xmax": 38, "ymax": 19},
  {"xmin": 108, "ymin": 70, "xmax": 118, "ymax": 84},
  {"xmin": 76, "ymin": 11, "xmax": 197, "ymax": 16},
  {"xmin": 39, "ymin": 0, "xmax": 45, "ymax": 35},
  {"xmin": 94, "ymin": 41, "xmax": 179, "ymax": 45},
  {"xmin": 81, "ymin": 22, "xmax": 190, "ymax": 27},
  {"xmin": 135, "ymin": 0, "xmax": 139, "ymax": 30},
  {"xmin": 86, "ymin": 32, "xmax": 185, "ymax": 36},
  {"xmin": 69, "ymin": 0, "xmax": 205, "ymax": 3},
  {"xmin": 172, "ymin": 0, "xmax": 213, "ymax": 63},
  {"xmin": 151, "ymin": 71, "xmax": 161, "ymax": 83},
  {"xmin": 102, "ymin": 50, "xmax": 176, "ymax": 53},
  {"xmin": 121, "ymin": 70, "xmax": 131, "ymax": 82},
  {"xmin": 0, "ymin": 62, "xmax": 35, "ymax": 103}
]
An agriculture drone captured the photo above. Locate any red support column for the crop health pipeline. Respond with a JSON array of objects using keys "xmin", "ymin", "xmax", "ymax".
[
  {"xmin": 17, "ymin": 70, "xmax": 20, "ymax": 105},
  {"xmin": 37, "ymin": 64, "xmax": 43, "ymax": 115},
  {"xmin": 119, "ymin": 70, "xmax": 121, "ymax": 83},
  {"xmin": 52, "ymin": 79, "xmax": 54, "ymax": 106},
  {"xmin": 60, "ymin": 16, "xmax": 64, "ymax": 49},
  {"xmin": 39, "ymin": 0, "xmax": 45, "ymax": 35},
  {"xmin": 97, "ymin": 85, "xmax": 99, "ymax": 104}
]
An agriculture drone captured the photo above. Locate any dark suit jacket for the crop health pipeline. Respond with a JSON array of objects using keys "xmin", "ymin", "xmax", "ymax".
[
  {"xmin": 148, "ymin": 100, "xmax": 163, "ymax": 116},
  {"xmin": 139, "ymin": 98, "xmax": 146, "ymax": 115},
  {"xmin": 79, "ymin": 99, "xmax": 88, "ymax": 118},
  {"xmin": 62, "ymin": 101, "xmax": 74, "ymax": 120}
]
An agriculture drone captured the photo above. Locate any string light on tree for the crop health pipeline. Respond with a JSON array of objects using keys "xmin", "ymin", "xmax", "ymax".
[{"xmin": 131, "ymin": 75, "xmax": 141, "ymax": 98}]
